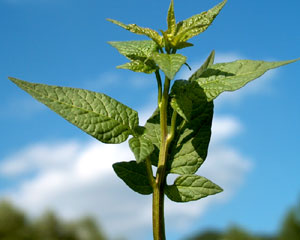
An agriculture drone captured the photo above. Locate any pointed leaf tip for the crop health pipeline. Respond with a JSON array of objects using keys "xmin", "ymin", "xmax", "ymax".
[
  {"xmin": 175, "ymin": 0, "xmax": 227, "ymax": 43},
  {"xmin": 106, "ymin": 18, "xmax": 163, "ymax": 47},
  {"xmin": 195, "ymin": 58, "xmax": 300, "ymax": 101},
  {"xmin": 9, "ymin": 77, "xmax": 139, "ymax": 144},
  {"xmin": 167, "ymin": 0, "xmax": 176, "ymax": 34},
  {"xmin": 165, "ymin": 174, "xmax": 223, "ymax": 202},
  {"xmin": 152, "ymin": 53, "xmax": 186, "ymax": 80}
]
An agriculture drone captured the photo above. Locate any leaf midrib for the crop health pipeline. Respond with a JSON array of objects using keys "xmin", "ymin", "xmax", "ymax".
[{"xmin": 15, "ymin": 80, "xmax": 134, "ymax": 132}]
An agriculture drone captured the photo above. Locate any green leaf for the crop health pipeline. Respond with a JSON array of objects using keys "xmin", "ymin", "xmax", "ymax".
[
  {"xmin": 175, "ymin": 41, "xmax": 194, "ymax": 50},
  {"xmin": 9, "ymin": 77, "xmax": 138, "ymax": 144},
  {"xmin": 189, "ymin": 50, "xmax": 215, "ymax": 82},
  {"xmin": 117, "ymin": 60, "xmax": 157, "ymax": 74},
  {"xmin": 170, "ymin": 80, "xmax": 207, "ymax": 121},
  {"xmin": 129, "ymin": 136, "xmax": 154, "ymax": 163},
  {"xmin": 113, "ymin": 161, "xmax": 153, "ymax": 195},
  {"xmin": 109, "ymin": 40, "xmax": 159, "ymax": 74},
  {"xmin": 167, "ymin": 0, "xmax": 176, "ymax": 35},
  {"xmin": 108, "ymin": 40, "xmax": 158, "ymax": 60},
  {"xmin": 165, "ymin": 174, "xmax": 223, "ymax": 202},
  {"xmin": 144, "ymin": 109, "xmax": 161, "ymax": 147},
  {"xmin": 168, "ymin": 99, "xmax": 213, "ymax": 175},
  {"xmin": 107, "ymin": 18, "xmax": 163, "ymax": 47},
  {"xmin": 152, "ymin": 53, "xmax": 187, "ymax": 80},
  {"xmin": 195, "ymin": 58, "xmax": 300, "ymax": 101},
  {"xmin": 175, "ymin": 0, "xmax": 227, "ymax": 43}
]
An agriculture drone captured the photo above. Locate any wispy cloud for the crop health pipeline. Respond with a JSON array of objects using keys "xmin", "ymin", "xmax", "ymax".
[{"xmin": 0, "ymin": 111, "xmax": 252, "ymax": 239}]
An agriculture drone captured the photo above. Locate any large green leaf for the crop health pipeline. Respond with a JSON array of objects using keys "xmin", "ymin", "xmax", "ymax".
[
  {"xmin": 165, "ymin": 174, "xmax": 223, "ymax": 202},
  {"xmin": 113, "ymin": 161, "xmax": 153, "ymax": 195},
  {"xmin": 9, "ymin": 77, "xmax": 138, "ymax": 144},
  {"xmin": 168, "ymin": 97, "xmax": 213, "ymax": 175},
  {"xmin": 152, "ymin": 53, "xmax": 186, "ymax": 80},
  {"xmin": 188, "ymin": 50, "xmax": 215, "ymax": 82},
  {"xmin": 194, "ymin": 58, "xmax": 299, "ymax": 101},
  {"xmin": 170, "ymin": 80, "xmax": 207, "ymax": 121},
  {"xmin": 129, "ymin": 136, "xmax": 154, "ymax": 163},
  {"xmin": 174, "ymin": 0, "xmax": 227, "ymax": 43},
  {"xmin": 107, "ymin": 19, "xmax": 163, "ymax": 47}
]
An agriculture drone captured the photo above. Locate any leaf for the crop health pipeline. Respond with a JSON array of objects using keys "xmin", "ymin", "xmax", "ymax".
[
  {"xmin": 165, "ymin": 174, "xmax": 223, "ymax": 202},
  {"xmin": 167, "ymin": 0, "xmax": 176, "ymax": 35},
  {"xmin": 168, "ymin": 98, "xmax": 213, "ymax": 175},
  {"xmin": 189, "ymin": 50, "xmax": 215, "ymax": 81},
  {"xmin": 113, "ymin": 161, "xmax": 153, "ymax": 195},
  {"xmin": 175, "ymin": 0, "xmax": 227, "ymax": 42},
  {"xmin": 195, "ymin": 58, "xmax": 300, "ymax": 101},
  {"xmin": 143, "ymin": 105, "xmax": 173, "ymax": 150},
  {"xmin": 109, "ymin": 40, "xmax": 159, "ymax": 74},
  {"xmin": 129, "ymin": 136, "xmax": 154, "ymax": 163},
  {"xmin": 9, "ymin": 77, "xmax": 138, "ymax": 144},
  {"xmin": 107, "ymin": 18, "xmax": 163, "ymax": 47},
  {"xmin": 144, "ymin": 109, "xmax": 161, "ymax": 148},
  {"xmin": 175, "ymin": 41, "xmax": 194, "ymax": 50},
  {"xmin": 108, "ymin": 40, "xmax": 158, "ymax": 60},
  {"xmin": 170, "ymin": 80, "xmax": 207, "ymax": 121},
  {"xmin": 151, "ymin": 53, "xmax": 186, "ymax": 80},
  {"xmin": 144, "ymin": 84, "xmax": 212, "ymax": 175},
  {"xmin": 117, "ymin": 60, "xmax": 157, "ymax": 74}
]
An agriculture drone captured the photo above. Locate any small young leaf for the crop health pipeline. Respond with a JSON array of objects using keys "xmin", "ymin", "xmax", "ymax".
[
  {"xmin": 144, "ymin": 109, "xmax": 161, "ymax": 149},
  {"xmin": 167, "ymin": 100, "xmax": 213, "ymax": 175},
  {"xmin": 195, "ymin": 58, "xmax": 300, "ymax": 101},
  {"xmin": 113, "ymin": 161, "xmax": 153, "ymax": 195},
  {"xmin": 167, "ymin": 0, "xmax": 176, "ymax": 35},
  {"xmin": 174, "ymin": 0, "xmax": 227, "ymax": 43},
  {"xmin": 152, "ymin": 53, "xmax": 186, "ymax": 80},
  {"xmin": 9, "ymin": 78, "xmax": 138, "ymax": 144},
  {"xmin": 189, "ymin": 50, "xmax": 215, "ymax": 81},
  {"xmin": 107, "ymin": 18, "xmax": 163, "ymax": 47},
  {"xmin": 129, "ymin": 136, "xmax": 154, "ymax": 163},
  {"xmin": 117, "ymin": 60, "xmax": 157, "ymax": 74},
  {"xmin": 165, "ymin": 174, "xmax": 223, "ymax": 202},
  {"xmin": 170, "ymin": 80, "xmax": 207, "ymax": 122},
  {"xmin": 108, "ymin": 40, "xmax": 158, "ymax": 60},
  {"xmin": 175, "ymin": 41, "xmax": 194, "ymax": 50}
]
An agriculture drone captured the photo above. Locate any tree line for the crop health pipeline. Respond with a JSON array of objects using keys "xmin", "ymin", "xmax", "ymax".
[
  {"xmin": 0, "ymin": 200, "xmax": 106, "ymax": 240},
  {"xmin": 186, "ymin": 200, "xmax": 300, "ymax": 240}
]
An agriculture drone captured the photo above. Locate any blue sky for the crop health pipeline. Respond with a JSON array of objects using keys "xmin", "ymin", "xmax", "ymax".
[{"xmin": 1, "ymin": 0, "xmax": 300, "ymax": 239}]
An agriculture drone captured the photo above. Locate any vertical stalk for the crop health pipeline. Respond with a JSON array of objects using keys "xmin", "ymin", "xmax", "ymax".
[
  {"xmin": 152, "ymin": 76, "xmax": 171, "ymax": 240},
  {"xmin": 152, "ymin": 182, "xmax": 165, "ymax": 240}
]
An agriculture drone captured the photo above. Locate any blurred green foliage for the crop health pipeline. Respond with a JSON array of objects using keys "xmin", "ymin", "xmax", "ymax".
[
  {"xmin": 187, "ymin": 200, "xmax": 300, "ymax": 240},
  {"xmin": 0, "ymin": 200, "xmax": 106, "ymax": 240}
]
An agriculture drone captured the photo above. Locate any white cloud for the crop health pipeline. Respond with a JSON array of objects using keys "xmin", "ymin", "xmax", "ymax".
[{"xmin": 0, "ymin": 113, "xmax": 252, "ymax": 240}]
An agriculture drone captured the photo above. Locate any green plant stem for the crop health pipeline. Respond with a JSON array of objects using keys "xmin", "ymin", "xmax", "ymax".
[
  {"xmin": 156, "ymin": 76, "xmax": 171, "ymax": 185},
  {"xmin": 152, "ymin": 182, "xmax": 165, "ymax": 240},
  {"xmin": 155, "ymin": 70, "xmax": 162, "ymax": 107},
  {"xmin": 167, "ymin": 110, "xmax": 177, "ymax": 145},
  {"xmin": 152, "ymin": 76, "xmax": 171, "ymax": 240},
  {"xmin": 145, "ymin": 156, "xmax": 155, "ymax": 188}
]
